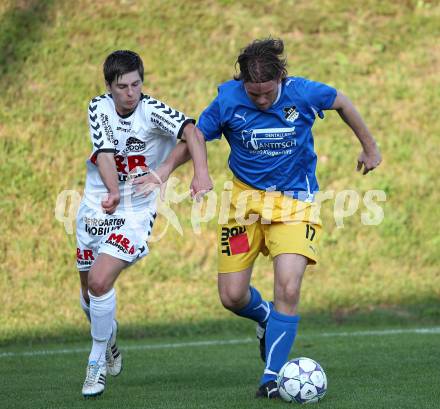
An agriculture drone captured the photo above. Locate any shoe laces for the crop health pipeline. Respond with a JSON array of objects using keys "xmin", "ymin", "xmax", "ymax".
[{"xmin": 84, "ymin": 363, "xmax": 101, "ymax": 385}]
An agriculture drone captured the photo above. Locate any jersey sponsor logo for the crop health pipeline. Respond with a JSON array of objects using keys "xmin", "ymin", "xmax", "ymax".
[
  {"xmin": 77, "ymin": 248, "xmax": 95, "ymax": 267},
  {"xmin": 118, "ymin": 170, "xmax": 149, "ymax": 182},
  {"xmin": 116, "ymin": 127, "xmax": 132, "ymax": 133},
  {"xmin": 100, "ymin": 113, "xmax": 117, "ymax": 145},
  {"xmin": 105, "ymin": 233, "xmax": 136, "ymax": 255},
  {"xmin": 83, "ymin": 217, "xmax": 125, "ymax": 236},
  {"xmin": 121, "ymin": 136, "xmax": 146, "ymax": 154},
  {"xmin": 241, "ymin": 127, "xmax": 296, "ymax": 150},
  {"xmin": 116, "ymin": 118, "xmax": 134, "ymax": 134},
  {"xmin": 83, "ymin": 217, "xmax": 125, "ymax": 226},
  {"xmin": 151, "ymin": 111, "xmax": 177, "ymax": 133},
  {"xmin": 114, "ymin": 154, "xmax": 149, "ymax": 181},
  {"xmin": 283, "ymin": 105, "xmax": 299, "ymax": 123},
  {"xmin": 221, "ymin": 226, "xmax": 250, "ymax": 256}
]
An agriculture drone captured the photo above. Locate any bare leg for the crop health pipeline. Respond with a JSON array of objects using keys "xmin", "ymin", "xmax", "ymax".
[{"xmin": 218, "ymin": 267, "xmax": 253, "ymax": 311}]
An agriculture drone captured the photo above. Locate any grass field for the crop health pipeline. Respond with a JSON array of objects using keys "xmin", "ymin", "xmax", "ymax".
[
  {"xmin": 1, "ymin": 322, "xmax": 440, "ymax": 408},
  {"xmin": 1, "ymin": 1, "xmax": 439, "ymax": 406},
  {"xmin": 1, "ymin": 0, "xmax": 439, "ymax": 346}
]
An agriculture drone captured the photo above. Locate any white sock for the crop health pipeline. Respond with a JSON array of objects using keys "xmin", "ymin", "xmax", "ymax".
[
  {"xmin": 79, "ymin": 288, "xmax": 91, "ymax": 322},
  {"xmin": 80, "ymin": 289, "xmax": 117, "ymax": 332},
  {"xmin": 88, "ymin": 288, "xmax": 116, "ymax": 365},
  {"xmin": 111, "ymin": 319, "xmax": 117, "ymax": 339}
]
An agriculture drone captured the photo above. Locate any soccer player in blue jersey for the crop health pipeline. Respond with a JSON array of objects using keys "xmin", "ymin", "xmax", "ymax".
[{"xmin": 134, "ymin": 38, "xmax": 381, "ymax": 399}]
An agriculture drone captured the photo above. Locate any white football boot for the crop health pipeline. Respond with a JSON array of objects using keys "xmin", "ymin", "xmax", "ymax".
[
  {"xmin": 106, "ymin": 320, "xmax": 122, "ymax": 376},
  {"xmin": 82, "ymin": 361, "xmax": 106, "ymax": 397}
]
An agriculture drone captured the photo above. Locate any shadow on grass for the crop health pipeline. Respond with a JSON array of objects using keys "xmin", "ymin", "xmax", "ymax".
[
  {"xmin": 2, "ymin": 302, "xmax": 440, "ymax": 348},
  {"xmin": 0, "ymin": 0, "xmax": 57, "ymax": 82}
]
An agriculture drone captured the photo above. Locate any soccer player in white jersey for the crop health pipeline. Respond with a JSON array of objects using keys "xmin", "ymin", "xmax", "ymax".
[
  {"xmin": 76, "ymin": 50, "xmax": 212, "ymax": 398},
  {"xmin": 134, "ymin": 38, "xmax": 381, "ymax": 399}
]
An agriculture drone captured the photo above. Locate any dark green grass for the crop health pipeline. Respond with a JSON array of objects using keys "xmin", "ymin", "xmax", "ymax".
[
  {"xmin": 1, "ymin": 324, "xmax": 439, "ymax": 409},
  {"xmin": 1, "ymin": 0, "xmax": 439, "ymax": 341}
]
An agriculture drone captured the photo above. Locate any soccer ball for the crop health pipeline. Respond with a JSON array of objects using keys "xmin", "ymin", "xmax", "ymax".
[{"xmin": 276, "ymin": 357, "xmax": 327, "ymax": 404}]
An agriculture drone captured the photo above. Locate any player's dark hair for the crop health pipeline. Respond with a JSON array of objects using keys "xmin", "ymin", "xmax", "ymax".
[
  {"xmin": 234, "ymin": 38, "xmax": 287, "ymax": 83},
  {"xmin": 103, "ymin": 50, "xmax": 144, "ymax": 85}
]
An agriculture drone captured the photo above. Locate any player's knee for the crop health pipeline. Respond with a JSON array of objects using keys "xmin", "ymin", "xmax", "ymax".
[
  {"xmin": 220, "ymin": 297, "xmax": 242, "ymax": 311},
  {"xmin": 274, "ymin": 295, "xmax": 299, "ymax": 316},
  {"xmin": 87, "ymin": 278, "xmax": 110, "ymax": 297},
  {"xmin": 276, "ymin": 284, "xmax": 300, "ymax": 305},
  {"xmin": 219, "ymin": 288, "xmax": 248, "ymax": 311}
]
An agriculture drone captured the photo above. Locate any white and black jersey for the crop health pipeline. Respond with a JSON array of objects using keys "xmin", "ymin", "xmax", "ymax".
[{"xmin": 82, "ymin": 93, "xmax": 195, "ymax": 212}]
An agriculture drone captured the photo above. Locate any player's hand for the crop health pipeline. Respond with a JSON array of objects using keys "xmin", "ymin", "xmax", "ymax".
[
  {"xmin": 190, "ymin": 172, "xmax": 213, "ymax": 202},
  {"xmin": 357, "ymin": 148, "xmax": 382, "ymax": 175},
  {"xmin": 101, "ymin": 191, "xmax": 120, "ymax": 214},
  {"xmin": 131, "ymin": 169, "xmax": 167, "ymax": 200}
]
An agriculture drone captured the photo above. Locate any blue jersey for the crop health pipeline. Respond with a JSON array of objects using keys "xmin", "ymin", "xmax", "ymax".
[{"xmin": 197, "ymin": 77, "xmax": 337, "ymax": 199}]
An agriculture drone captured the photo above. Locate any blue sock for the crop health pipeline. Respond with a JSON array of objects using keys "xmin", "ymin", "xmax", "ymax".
[
  {"xmin": 261, "ymin": 309, "xmax": 300, "ymax": 385},
  {"xmin": 234, "ymin": 287, "xmax": 271, "ymax": 326}
]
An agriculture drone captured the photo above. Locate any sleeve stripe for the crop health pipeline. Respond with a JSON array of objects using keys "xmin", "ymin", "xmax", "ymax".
[
  {"xmin": 144, "ymin": 95, "xmax": 188, "ymax": 124},
  {"xmin": 177, "ymin": 119, "xmax": 196, "ymax": 140}
]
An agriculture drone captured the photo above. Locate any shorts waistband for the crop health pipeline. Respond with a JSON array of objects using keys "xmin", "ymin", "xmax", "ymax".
[{"xmin": 231, "ymin": 177, "xmax": 316, "ymax": 202}]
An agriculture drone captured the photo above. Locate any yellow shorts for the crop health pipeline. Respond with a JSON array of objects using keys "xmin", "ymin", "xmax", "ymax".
[{"xmin": 217, "ymin": 178, "xmax": 322, "ymax": 273}]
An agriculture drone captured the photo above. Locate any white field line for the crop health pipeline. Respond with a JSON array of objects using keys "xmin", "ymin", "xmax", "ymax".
[{"xmin": 1, "ymin": 326, "xmax": 439, "ymax": 359}]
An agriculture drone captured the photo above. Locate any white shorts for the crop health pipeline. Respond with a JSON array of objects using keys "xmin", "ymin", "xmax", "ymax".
[{"xmin": 76, "ymin": 203, "xmax": 156, "ymax": 271}]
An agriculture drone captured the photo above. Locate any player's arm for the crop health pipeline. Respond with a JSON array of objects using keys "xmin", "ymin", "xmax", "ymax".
[
  {"xmin": 96, "ymin": 152, "xmax": 120, "ymax": 214},
  {"xmin": 87, "ymin": 96, "xmax": 120, "ymax": 213},
  {"xmin": 132, "ymin": 141, "xmax": 191, "ymax": 198},
  {"xmin": 132, "ymin": 131, "xmax": 213, "ymax": 200},
  {"xmin": 156, "ymin": 140, "xmax": 192, "ymax": 181},
  {"xmin": 132, "ymin": 96, "xmax": 213, "ymax": 198},
  {"xmin": 180, "ymin": 123, "xmax": 213, "ymax": 199},
  {"xmin": 331, "ymin": 91, "xmax": 382, "ymax": 174}
]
